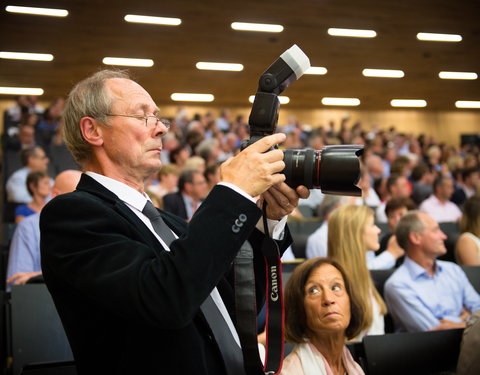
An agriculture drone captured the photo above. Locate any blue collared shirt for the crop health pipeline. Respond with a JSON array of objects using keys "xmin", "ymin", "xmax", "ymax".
[
  {"xmin": 6, "ymin": 213, "xmax": 41, "ymax": 292},
  {"xmin": 384, "ymin": 256, "xmax": 480, "ymax": 332}
]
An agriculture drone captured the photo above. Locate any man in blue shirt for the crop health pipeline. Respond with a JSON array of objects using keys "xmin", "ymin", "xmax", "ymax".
[
  {"xmin": 384, "ymin": 210, "xmax": 480, "ymax": 332},
  {"xmin": 6, "ymin": 169, "xmax": 81, "ymax": 291}
]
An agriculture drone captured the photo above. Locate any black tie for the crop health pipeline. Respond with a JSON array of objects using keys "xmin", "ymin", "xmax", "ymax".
[
  {"xmin": 142, "ymin": 200, "xmax": 176, "ymax": 246},
  {"xmin": 141, "ymin": 200, "xmax": 246, "ymax": 375}
]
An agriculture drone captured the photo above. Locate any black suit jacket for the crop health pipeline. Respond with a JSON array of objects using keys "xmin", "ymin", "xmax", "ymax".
[
  {"xmin": 40, "ymin": 174, "xmax": 291, "ymax": 374},
  {"xmin": 163, "ymin": 191, "xmax": 188, "ymax": 220}
]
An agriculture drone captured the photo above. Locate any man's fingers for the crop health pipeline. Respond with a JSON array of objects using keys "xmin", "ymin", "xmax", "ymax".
[{"xmin": 244, "ymin": 133, "xmax": 286, "ymax": 154}]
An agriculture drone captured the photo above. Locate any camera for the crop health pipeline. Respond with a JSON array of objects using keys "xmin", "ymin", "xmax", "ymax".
[{"xmin": 243, "ymin": 45, "xmax": 363, "ymax": 196}]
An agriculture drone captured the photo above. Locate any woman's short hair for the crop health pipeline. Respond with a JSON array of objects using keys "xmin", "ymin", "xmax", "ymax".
[
  {"xmin": 26, "ymin": 171, "xmax": 50, "ymax": 196},
  {"xmin": 284, "ymin": 257, "xmax": 365, "ymax": 343},
  {"xmin": 157, "ymin": 164, "xmax": 179, "ymax": 180},
  {"xmin": 395, "ymin": 210, "xmax": 426, "ymax": 251},
  {"xmin": 62, "ymin": 69, "xmax": 130, "ymax": 167}
]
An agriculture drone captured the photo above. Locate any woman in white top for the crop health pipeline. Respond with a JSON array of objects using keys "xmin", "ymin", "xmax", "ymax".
[
  {"xmin": 327, "ymin": 205, "xmax": 387, "ymax": 340},
  {"xmin": 456, "ymin": 195, "xmax": 480, "ymax": 265},
  {"xmin": 282, "ymin": 258, "xmax": 365, "ymax": 375}
]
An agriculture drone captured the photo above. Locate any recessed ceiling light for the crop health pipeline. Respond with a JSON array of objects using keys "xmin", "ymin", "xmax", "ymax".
[
  {"xmin": 416, "ymin": 32, "xmax": 462, "ymax": 42},
  {"xmin": 321, "ymin": 97, "xmax": 360, "ymax": 106},
  {"xmin": 327, "ymin": 28, "xmax": 376, "ymax": 38},
  {"xmin": 231, "ymin": 22, "xmax": 284, "ymax": 33},
  {"xmin": 455, "ymin": 101, "xmax": 480, "ymax": 109},
  {"xmin": 196, "ymin": 62, "xmax": 244, "ymax": 71},
  {"xmin": 390, "ymin": 99, "xmax": 427, "ymax": 107},
  {"xmin": 362, "ymin": 69, "xmax": 404, "ymax": 78},
  {"xmin": 102, "ymin": 57, "xmax": 154, "ymax": 67},
  {"xmin": 249, "ymin": 95, "xmax": 290, "ymax": 104},
  {"xmin": 0, "ymin": 51, "xmax": 54, "ymax": 61},
  {"xmin": 0, "ymin": 87, "xmax": 44, "ymax": 95},
  {"xmin": 124, "ymin": 14, "xmax": 181, "ymax": 26},
  {"xmin": 305, "ymin": 67, "xmax": 328, "ymax": 75},
  {"xmin": 5, "ymin": 5, "xmax": 68, "ymax": 17},
  {"xmin": 439, "ymin": 71, "xmax": 477, "ymax": 80},
  {"xmin": 171, "ymin": 93, "xmax": 214, "ymax": 102}
]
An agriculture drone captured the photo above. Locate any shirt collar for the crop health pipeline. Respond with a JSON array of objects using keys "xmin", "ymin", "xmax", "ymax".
[
  {"xmin": 85, "ymin": 171, "xmax": 149, "ymax": 212},
  {"xmin": 404, "ymin": 256, "xmax": 443, "ymax": 279}
]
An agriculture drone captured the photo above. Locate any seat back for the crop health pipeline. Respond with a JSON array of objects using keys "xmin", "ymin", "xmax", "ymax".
[
  {"xmin": 10, "ymin": 284, "xmax": 73, "ymax": 375},
  {"xmin": 363, "ymin": 328, "xmax": 463, "ymax": 375},
  {"xmin": 461, "ymin": 265, "xmax": 480, "ymax": 294},
  {"xmin": 438, "ymin": 222, "xmax": 460, "ymax": 263}
]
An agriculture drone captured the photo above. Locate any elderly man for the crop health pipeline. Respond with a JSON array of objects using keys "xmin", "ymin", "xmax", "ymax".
[
  {"xmin": 384, "ymin": 211, "xmax": 480, "ymax": 332},
  {"xmin": 40, "ymin": 70, "xmax": 308, "ymax": 375}
]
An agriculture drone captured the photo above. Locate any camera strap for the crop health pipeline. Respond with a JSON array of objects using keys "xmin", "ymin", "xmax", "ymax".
[{"xmin": 234, "ymin": 203, "xmax": 284, "ymax": 375}]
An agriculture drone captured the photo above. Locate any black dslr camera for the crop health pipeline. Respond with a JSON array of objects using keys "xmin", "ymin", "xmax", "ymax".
[{"xmin": 243, "ymin": 45, "xmax": 363, "ymax": 196}]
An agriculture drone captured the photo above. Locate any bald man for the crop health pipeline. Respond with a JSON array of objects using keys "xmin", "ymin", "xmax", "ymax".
[{"xmin": 6, "ymin": 170, "xmax": 81, "ymax": 290}]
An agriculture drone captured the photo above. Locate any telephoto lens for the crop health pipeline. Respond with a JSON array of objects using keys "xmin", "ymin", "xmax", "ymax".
[{"xmin": 283, "ymin": 145, "xmax": 363, "ymax": 196}]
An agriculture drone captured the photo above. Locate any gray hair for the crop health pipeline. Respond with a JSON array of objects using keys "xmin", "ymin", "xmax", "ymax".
[
  {"xmin": 62, "ymin": 69, "xmax": 130, "ymax": 167},
  {"xmin": 395, "ymin": 210, "xmax": 426, "ymax": 251}
]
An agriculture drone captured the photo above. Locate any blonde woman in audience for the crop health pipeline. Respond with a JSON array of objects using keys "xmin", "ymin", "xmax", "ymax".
[
  {"xmin": 146, "ymin": 164, "xmax": 180, "ymax": 204},
  {"xmin": 15, "ymin": 171, "xmax": 51, "ymax": 223},
  {"xmin": 185, "ymin": 155, "xmax": 206, "ymax": 173},
  {"xmin": 281, "ymin": 258, "xmax": 365, "ymax": 375},
  {"xmin": 456, "ymin": 195, "xmax": 480, "ymax": 265},
  {"xmin": 328, "ymin": 205, "xmax": 387, "ymax": 340}
]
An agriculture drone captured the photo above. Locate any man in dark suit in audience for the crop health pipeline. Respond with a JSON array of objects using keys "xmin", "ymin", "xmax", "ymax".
[
  {"xmin": 163, "ymin": 167, "xmax": 208, "ymax": 221},
  {"xmin": 40, "ymin": 69, "xmax": 308, "ymax": 375}
]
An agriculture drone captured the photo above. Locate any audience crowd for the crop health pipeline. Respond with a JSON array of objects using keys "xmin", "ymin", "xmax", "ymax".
[{"xmin": 1, "ymin": 95, "xmax": 480, "ymax": 374}]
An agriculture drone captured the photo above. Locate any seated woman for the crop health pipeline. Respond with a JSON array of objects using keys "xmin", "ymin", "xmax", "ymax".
[
  {"xmin": 281, "ymin": 258, "xmax": 365, "ymax": 375},
  {"xmin": 14, "ymin": 171, "xmax": 51, "ymax": 223},
  {"xmin": 456, "ymin": 195, "xmax": 480, "ymax": 265},
  {"xmin": 328, "ymin": 205, "xmax": 388, "ymax": 339}
]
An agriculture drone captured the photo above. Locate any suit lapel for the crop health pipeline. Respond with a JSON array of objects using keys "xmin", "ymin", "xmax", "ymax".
[{"xmin": 76, "ymin": 174, "xmax": 173, "ymax": 255}]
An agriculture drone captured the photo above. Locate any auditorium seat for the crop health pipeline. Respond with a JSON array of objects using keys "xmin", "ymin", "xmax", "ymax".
[
  {"xmin": 438, "ymin": 221, "xmax": 460, "ymax": 263},
  {"xmin": 288, "ymin": 219, "xmax": 322, "ymax": 259},
  {"xmin": 362, "ymin": 328, "xmax": 463, "ymax": 375},
  {"xmin": 461, "ymin": 265, "xmax": 480, "ymax": 294},
  {"xmin": 370, "ymin": 269, "xmax": 395, "ymax": 298},
  {"xmin": 9, "ymin": 284, "xmax": 73, "ymax": 375}
]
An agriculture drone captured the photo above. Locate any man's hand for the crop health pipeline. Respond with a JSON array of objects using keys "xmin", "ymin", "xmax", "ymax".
[
  {"xmin": 220, "ymin": 133, "xmax": 287, "ymax": 197},
  {"xmin": 258, "ymin": 183, "xmax": 310, "ymax": 220},
  {"xmin": 7, "ymin": 271, "xmax": 42, "ymax": 285},
  {"xmin": 386, "ymin": 235, "xmax": 405, "ymax": 259},
  {"xmin": 430, "ymin": 318, "xmax": 466, "ymax": 331}
]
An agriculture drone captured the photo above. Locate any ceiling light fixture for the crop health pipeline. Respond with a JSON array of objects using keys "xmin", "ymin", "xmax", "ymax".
[
  {"xmin": 327, "ymin": 28, "xmax": 376, "ymax": 38},
  {"xmin": 171, "ymin": 93, "xmax": 214, "ymax": 102},
  {"xmin": 249, "ymin": 95, "xmax": 290, "ymax": 104},
  {"xmin": 362, "ymin": 68, "xmax": 404, "ymax": 78},
  {"xmin": 439, "ymin": 71, "xmax": 478, "ymax": 80},
  {"xmin": 231, "ymin": 22, "xmax": 284, "ymax": 33},
  {"xmin": 5, "ymin": 5, "xmax": 68, "ymax": 17},
  {"xmin": 416, "ymin": 32, "xmax": 462, "ymax": 42},
  {"xmin": 124, "ymin": 14, "xmax": 181, "ymax": 26},
  {"xmin": 390, "ymin": 99, "xmax": 427, "ymax": 107},
  {"xmin": 102, "ymin": 57, "xmax": 154, "ymax": 67},
  {"xmin": 0, "ymin": 51, "xmax": 54, "ymax": 61},
  {"xmin": 321, "ymin": 97, "xmax": 360, "ymax": 106},
  {"xmin": 0, "ymin": 87, "xmax": 44, "ymax": 95},
  {"xmin": 196, "ymin": 62, "xmax": 244, "ymax": 71},
  {"xmin": 305, "ymin": 67, "xmax": 328, "ymax": 75},
  {"xmin": 455, "ymin": 101, "xmax": 480, "ymax": 109}
]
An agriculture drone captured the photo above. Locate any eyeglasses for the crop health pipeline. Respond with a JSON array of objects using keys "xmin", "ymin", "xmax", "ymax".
[{"xmin": 104, "ymin": 114, "xmax": 170, "ymax": 130}]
